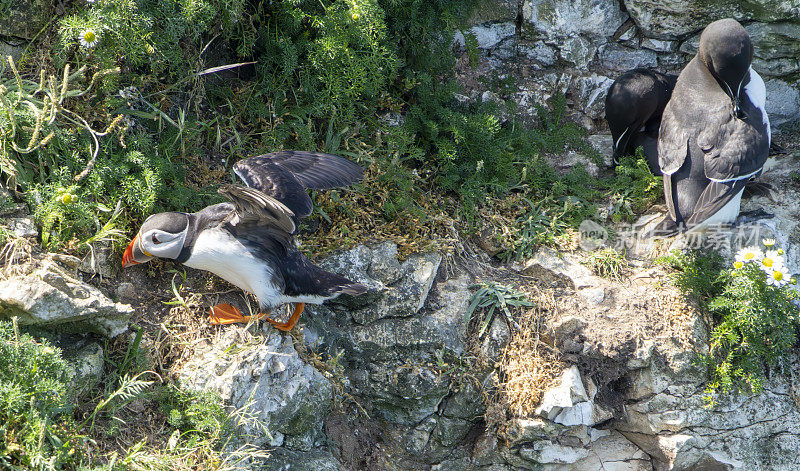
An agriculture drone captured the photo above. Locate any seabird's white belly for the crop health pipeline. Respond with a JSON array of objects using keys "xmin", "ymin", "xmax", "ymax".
[
  {"xmin": 183, "ymin": 227, "xmax": 281, "ymax": 304},
  {"xmin": 745, "ymin": 67, "xmax": 770, "ymax": 146},
  {"xmin": 688, "ymin": 187, "xmax": 744, "ymax": 232}
]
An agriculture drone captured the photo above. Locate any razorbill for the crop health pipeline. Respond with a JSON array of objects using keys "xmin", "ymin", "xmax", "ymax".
[
  {"xmin": 652, "ymin": 18, "xmax": 770, "ymax": 236},
  {"xmin": 605, "ymin": 68, "xmax": 677, "ymax": 175}
]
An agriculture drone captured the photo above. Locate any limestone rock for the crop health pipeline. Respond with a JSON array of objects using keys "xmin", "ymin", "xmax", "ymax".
[
  {"xmin": 521, "ymin": 40, "xmax": 558, "ymax": 67},
  {"xmin": 470, "ymin": 22, "xmax": 516, "ymax": 50},
  {"xmin": 0, "ymin": 0, "xmax": 51, "ymax": 40},
  {"xmin": 576, "ymin": 74, "xmax": 613, "ymax": 120},
  {"xmin": 522, "ymin": 0, "xmax": 629, "ymax": 39},
  {"xmin": 622, "ymin": 0, "xmax": 800, "ymax": 39},
  {"xmin": 587, "ymin": 134, "xmax": 614, "ymax": 168},
  {"xmin": 535, "ymin": 366, "xmax": 612, "ymax": 427},
  {"xmin": 179, "ymin": 327, "xmax": 334, "ymax": 448},
  {"xmin": 7, "ymin": 217, "xmax": 37, "ymax": 238},
  {"xmin": 318, "ymin": 242, "xmax": 441, "ymax": 325},
  {"xmin": 558, "ymin": 36, "xmax": 597, "ymax": 68},
  {"xmin": 466, "ymin": 0, "xmax": 519, "ymax": 24},
  {"xmin": 60, "ymin": 336, "xmax": 104, "ymax": 396},
  {"xmin": 305, "ymin": 243, "xmax": 472, "ymax": 437},
  {"xmin": 764, "ymin": 78, "xmax": 800, "ymax": 126},
  {"xmin": 0, "ymin": 39, "xmax": 25, "ymax": 65},
  {"xmin": 0, "ymin": 258, "xmax": 132, "ymax": 337},
  {"xmin": 0, "ymin": 186, "xmax": 25, "ymax": 216},
  {"xmin": 258, "ymin": 447, "xmax": 342, "ymax": 470},
  {"xmin": 523, "ymin": 247, "xmax": 597, "ymax": 290},
  {"xmin": 598, "ymin": 44, "xmax": 658, "ymax": 74}
]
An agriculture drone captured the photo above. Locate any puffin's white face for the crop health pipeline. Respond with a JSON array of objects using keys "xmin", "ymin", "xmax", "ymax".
[
  {"xmin": 122, "ymin": 212, "xmax": 190, "ymax": 267},
  {"xmin": 138, "ymin": 225, "xmax": 188, "ymax": 259}
]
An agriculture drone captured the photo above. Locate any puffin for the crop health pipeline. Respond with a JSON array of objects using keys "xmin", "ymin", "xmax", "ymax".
[
  {"xmin": 121, "ymin": 151, "xmax": 368, "ymax": 331},
  {"xmin": 651, "ymin": 18, "xmax": 770, "ymax": 236},
  {"xmin": 605, "ymin": 68, "xmax": 677, "ymax": 175}
]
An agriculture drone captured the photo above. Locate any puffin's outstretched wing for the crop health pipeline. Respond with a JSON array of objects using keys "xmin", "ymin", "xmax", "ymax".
[
  {"xmin": 218, "ymin": 184, "xmax": 296, "ymax": 234},
  {"xmin": 232, "ymin": 151, "xmax": 363, "ymax": 218}
]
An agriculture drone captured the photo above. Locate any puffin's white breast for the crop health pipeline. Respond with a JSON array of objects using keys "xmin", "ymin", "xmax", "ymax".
[{"xmin": 183, "ymin": 227, "xmax": 281, "ymax": 303}]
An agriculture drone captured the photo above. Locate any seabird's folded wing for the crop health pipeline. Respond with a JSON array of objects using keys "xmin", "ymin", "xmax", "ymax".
[
  {"xmin": 218, "ymin": 184, "xmax": 296, "ymax": 234},
  {"xmin": 701, "ymin": 118, "xmax": 768, "ymax": 184},
  {"xmin": 656, "ymin": 104, "xmax": 689, "ymax": 177},
  {"xmin": 686, "ymin": 179, "xmax": 748, "ymax": 227}
]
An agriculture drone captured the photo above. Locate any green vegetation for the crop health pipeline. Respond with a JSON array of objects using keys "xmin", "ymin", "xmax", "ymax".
[
  {"xmin": 659, "ymin": 247, "xmax": 800, "ymax": 404},
  {"xmin": 0, "ymin": 320, "xmax": 241, "ymax": 470},
  {"xmin": 0, "ymin": 0, "xmax": 666, "ymax": 464},
  {"xmin": 584, "ymin": 247, "xmax": 629, "ymax": 281},
  {"xmin": 0, "ymin": 320, "xmax": 77, "ymax": 469},
  {"xmin": 466, "ymin": 282, "xmax": 535, "ymax": 338}
]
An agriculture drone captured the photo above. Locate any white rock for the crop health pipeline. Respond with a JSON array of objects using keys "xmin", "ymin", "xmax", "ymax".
[
  {"xmin": 8, "ymin": 217, "xmax": 37, "ymax": 238},
  {"xmin": 522, "ymin": 0, "xmax": 629, "ymax": 39},
  {"xmin": 577, "ymin": 74, "xmax": 614, "ymax": 120},
  {"xmin": 536, "ymin": 365, "xmax": 589, "ymax": 419},
  {"xmin": 0, "ymin": 258, "xmax": 132, "ymax": 337},
  {"xmin": 470, "ymin": 22, "xmax": 516, "ymax": 50},
  {"xmin": 579, "ymin": 287, "xmax": 605, "ymax": 305},
  {"xmin": 524, "ymin": 247, "xmax": 597, "ymax": 290},
  {"xmin": 179, "ymin": 328, "xmax": 333, "ymax": 448},
  {"xmin": 765, "ymin": 78, "xmax": 800, "ymax": 126}
]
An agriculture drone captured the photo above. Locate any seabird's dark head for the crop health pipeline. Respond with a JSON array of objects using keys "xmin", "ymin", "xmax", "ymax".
[
  {"xmin": 698, "ymin": 18, "xmax": 753, "ymax": 119},
  {"xmin": 122, "ymin": 212, "xmax": 190, "ymax": 267}
]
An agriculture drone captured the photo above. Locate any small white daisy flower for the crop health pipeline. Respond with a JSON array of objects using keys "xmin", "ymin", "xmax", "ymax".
[
  {"xmin": 762, "ymin": 238, "xmax": 776, "ymax": 248},
  {"xmin": 766, "ymin": 264, "xmax": 790, "ymax": 287},
  {"xmin": 760, "ymin": 250, "xmax": 785, "ymax": 271},
  {"xmin": 735, "ymin": 246, "xmax": 763, "ymax": 264},
  {"xmin": 79, "ymin": 29, "xmax": 99, "ymax": 49}
]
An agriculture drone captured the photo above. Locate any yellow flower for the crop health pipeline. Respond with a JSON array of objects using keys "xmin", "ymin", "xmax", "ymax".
[
  {"xmin": 762, "ymin": 238, "xmax": 776, "ymax": 247},
  {"xmin": 733, "ymin": 261, "xmax": 744, "ymax": 270}
]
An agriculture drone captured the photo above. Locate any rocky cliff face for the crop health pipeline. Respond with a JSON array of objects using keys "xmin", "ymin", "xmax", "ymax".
[
  {"xmin": 456, "ymin": 0, "xmax": 800, "ymax": 128},
  {"xmin": 3, "ymin": 1, "xmax": 800, "ymax": 470}
]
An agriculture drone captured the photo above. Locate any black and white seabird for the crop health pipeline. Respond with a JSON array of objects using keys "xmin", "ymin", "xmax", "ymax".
[
  {"xmin": 121, "ymin": 151, "xmax": 368, "ymax": 331},
  {"xmin": 652, "ymin": 18, "xmax": 770, "ymax": 236},
  {"xmin": 605, "ymin": 68, "xmax": 677, "ymax": 175}
]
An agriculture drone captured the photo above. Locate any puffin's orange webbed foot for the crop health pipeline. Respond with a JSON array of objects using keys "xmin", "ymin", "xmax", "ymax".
[
  {"xmin": 265, "ymin": 303, "xmax": 305, "ymax": 332},
  {"xmin": 209, "ymin": 303, "xmax": 268, "ymax": 325}
]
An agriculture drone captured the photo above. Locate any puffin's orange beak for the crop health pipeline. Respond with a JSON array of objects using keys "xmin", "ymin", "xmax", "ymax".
[{"xmin": 122, "ymin": 236, "xmax": 140, "ymax": 268}]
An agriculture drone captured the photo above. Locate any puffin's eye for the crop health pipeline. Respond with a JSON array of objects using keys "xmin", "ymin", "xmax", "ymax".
[{"xmin": 151, "ymin": 234, "xmax": 161, "ymax": 244}]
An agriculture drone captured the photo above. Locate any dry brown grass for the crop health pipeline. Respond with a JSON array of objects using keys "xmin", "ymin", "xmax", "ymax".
[
  {"xmin": 486, "ymin": 290, "xmax": 564, "ymax": 430},
  {"xmin": 305, "ymin": 160, "xmax": 456, "ymax": 259},
  {"xmin": 657, "ymin": 290, "xmax": 697, "ymax": 348}
]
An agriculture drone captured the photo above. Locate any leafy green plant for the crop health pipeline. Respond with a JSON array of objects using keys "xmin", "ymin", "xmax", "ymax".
[
  {"xmin": 659, "ymin": 244, "xmax": 800, "ymax": 404},
  {"xmin": 0, "ymin": 319, "xmax": 79, "ymax": 469},
  {"xmin": 465, "ymin": 282, "xmax": 534, "ymax": 338},
  {"xmin": 607, "ymin": 149, "xmax": 662, "ymax": 222},
  {"xmin": 702, "ymin": 243, "xmax": 800, "ymax": 402},
  {"xmin": 657, "ymin": 250, "xmax": 727, "ymax": 310}
]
